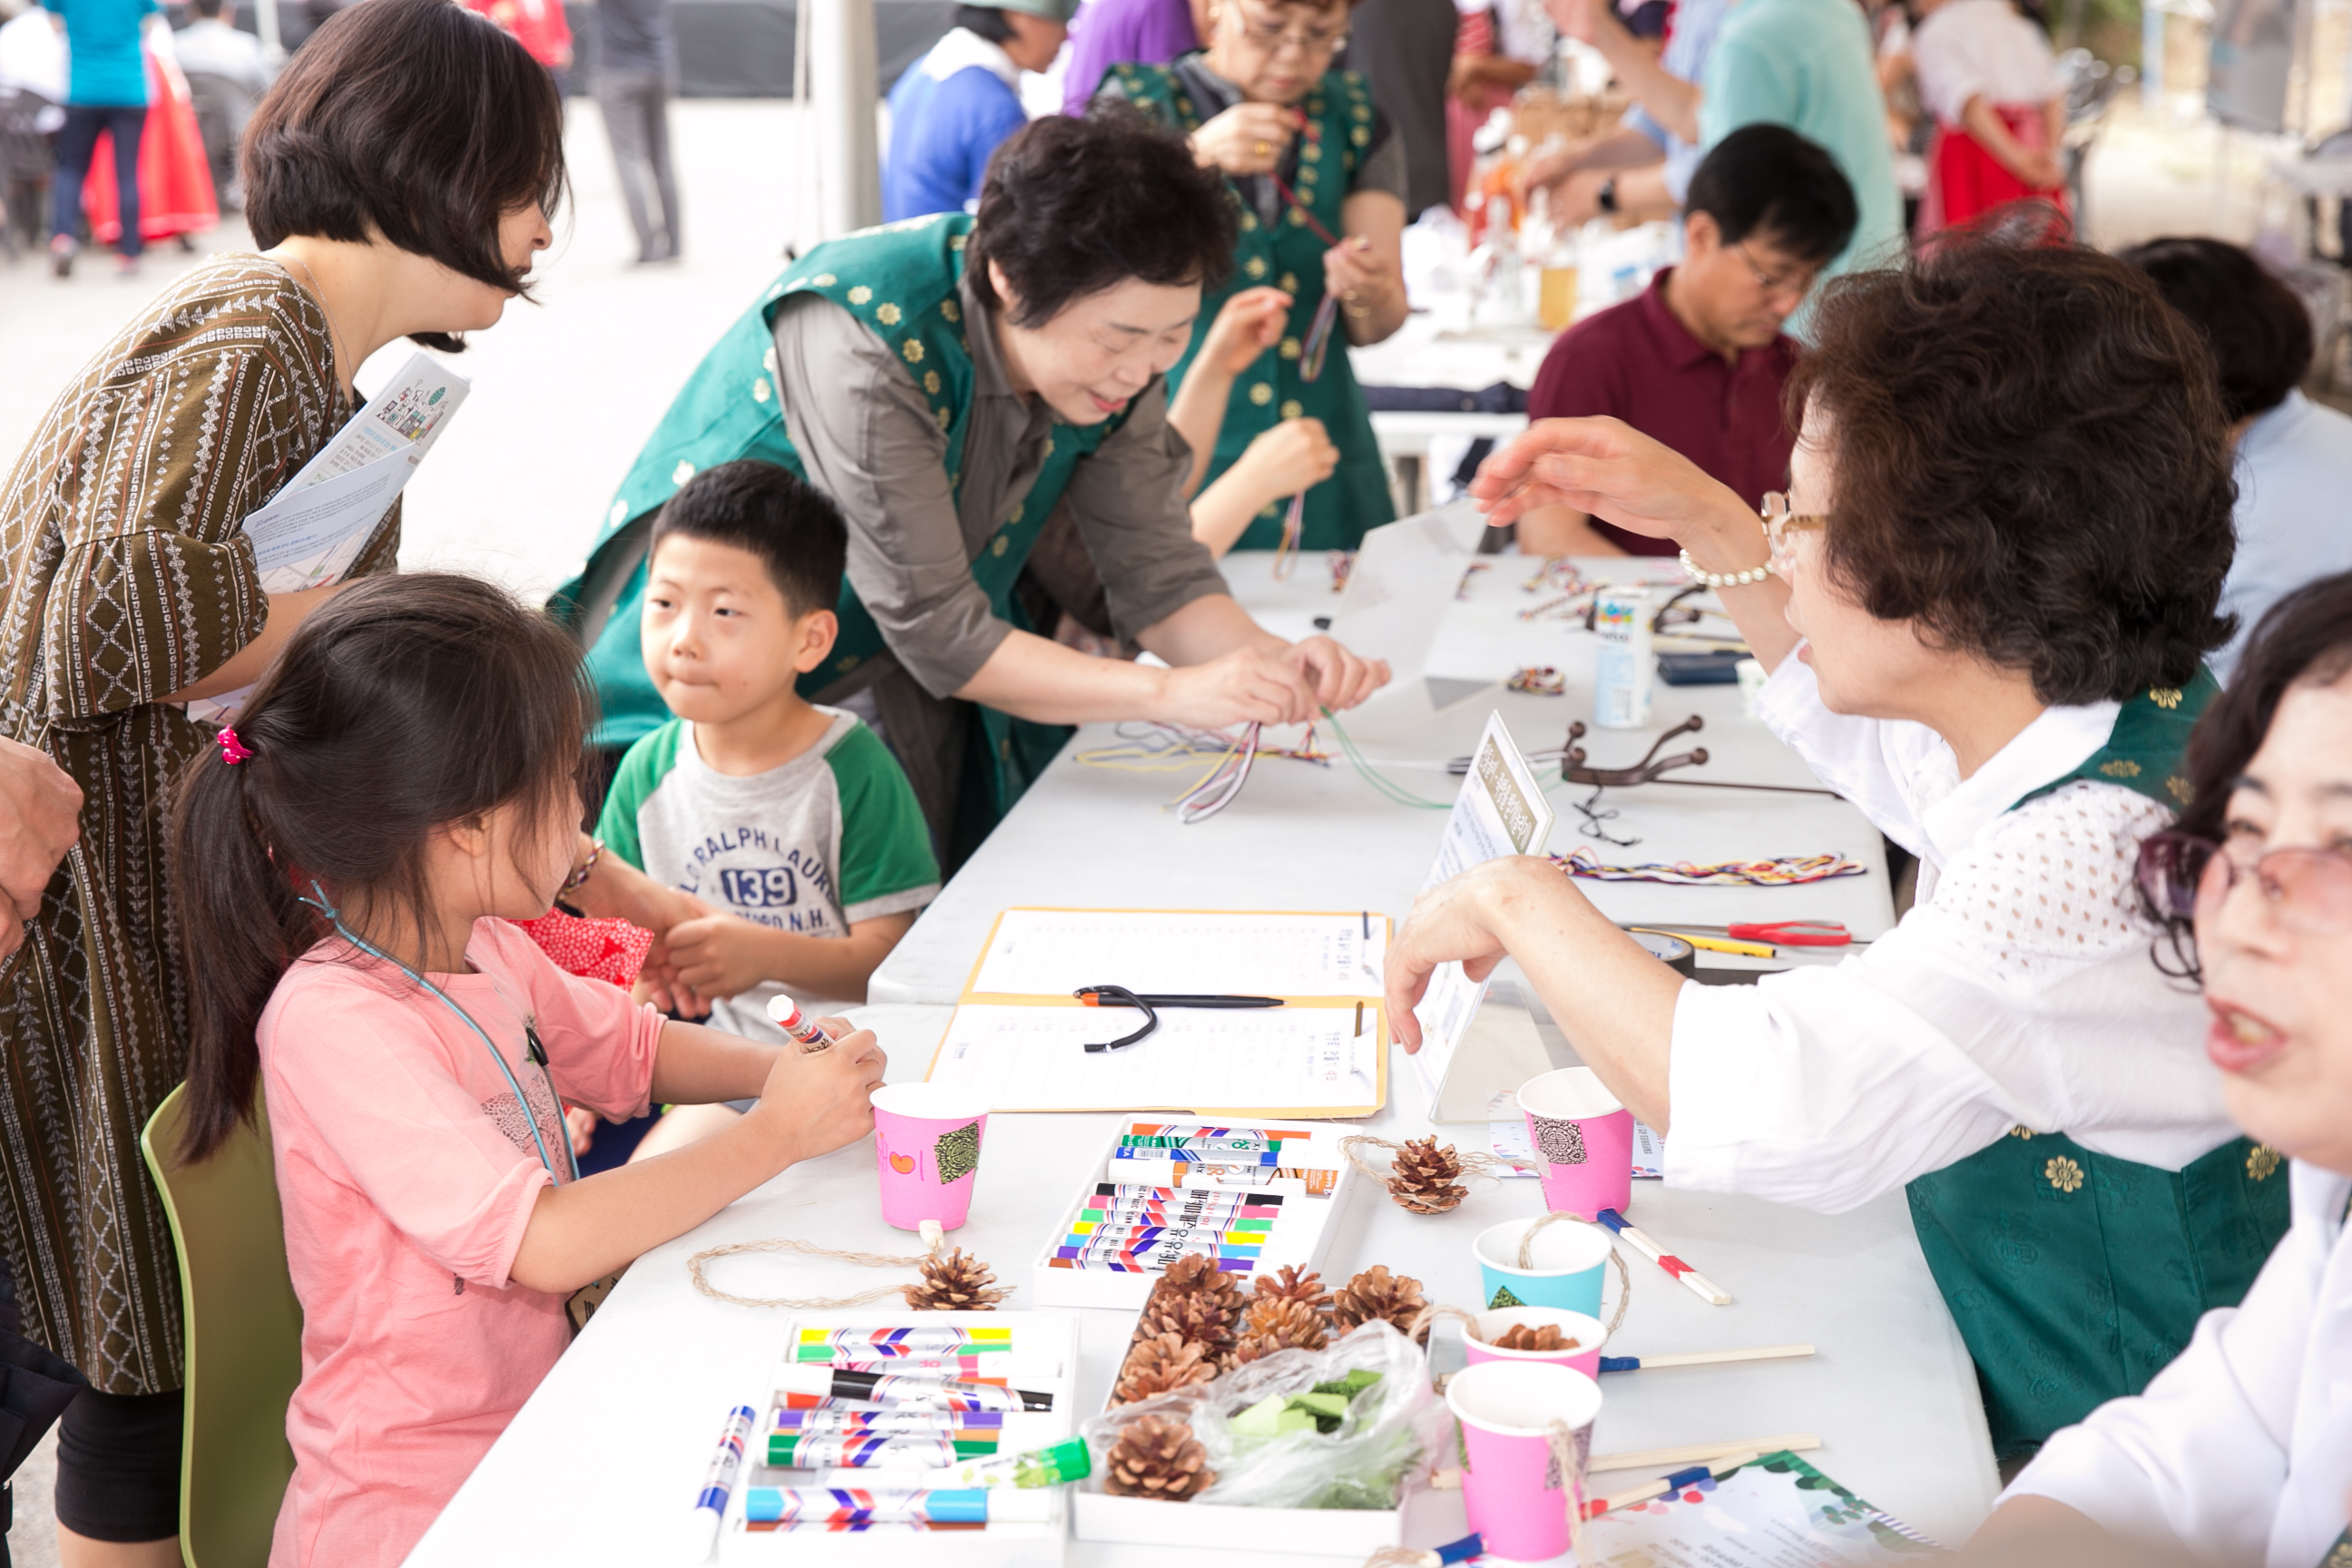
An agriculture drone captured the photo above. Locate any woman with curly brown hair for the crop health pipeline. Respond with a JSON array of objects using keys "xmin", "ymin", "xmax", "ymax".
[{"xmin": 1386, "ymin": 230, "xmax": 2281, "ymax": 1462}]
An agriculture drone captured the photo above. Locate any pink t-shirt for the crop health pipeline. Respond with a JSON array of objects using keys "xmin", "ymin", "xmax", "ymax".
[{"xmin": 259, "ymin": 918, "xmax": 662, "ymax": 1568}]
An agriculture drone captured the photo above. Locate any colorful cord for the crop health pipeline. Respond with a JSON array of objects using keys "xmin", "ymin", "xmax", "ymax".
[
  {"xmin": 1507, "ymin": 665, "xmax": 1566, "ymax": 696},
  {"xmin": 1550, "ymin": 848, "xmax": 1869, "ymax": 887},
  {"xmin": 1328, "ymin": 550, "xmax": 1356, "ymax": 593},
  {"xmin": 1071, "ymin": 722, "xmax": 1329, "ymax": 825},
  {"xmin": 1319, "ymin": 708, "xmax": 1455, "ymax": 810}
]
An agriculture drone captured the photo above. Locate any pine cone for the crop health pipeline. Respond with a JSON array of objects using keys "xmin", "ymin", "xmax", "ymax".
[
  {"xmin": 1136, "ymin": 1281, "xmax": 1238, "ymax": 1359},
  {"xmin": 902, "ymin": 1247, "xmax": 1011, "ymax": 1311},
  {"xmin": 1250, "ymin": 1264, "xmax": 1333, "ymax": 1318},
  {"xmin": 1385, "ymin": 1135, "xmax": 1468, "ymax": 1215},
  {"xmin": 1161, "ymin": 1252, "xmax": 1245, "ymax": 1308},
  {"xmin": 1331, "ymin": 1265, "xmax": 1429, "ymax": 1341},
  {"xmin": 1102, "ymin": 1415, "xmax": 1216, "ymax": 1500},
  {"xmin": 1112, "ymin": 1332, "xmax": 1219, "ymax": 1405},
  {"xmin": 1488, "ymin": 1321, "xmax": 1578, "ymax": 1353},
  {"xmin": 1231, "ymin": 1296, "xmax": 1330, "ymax": 1364}
]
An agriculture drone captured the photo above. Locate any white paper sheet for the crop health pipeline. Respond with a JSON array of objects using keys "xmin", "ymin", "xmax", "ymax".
[
  {"xmin": 189, "ymin": 352, "xmax": 468, "ymax": 724},
  {"xmin": 1412, "ymin": 712, "xmax": 1556, "ymax": 1099},
  {"xmin": 1584, "ymin": 1453, "xmax": 1941, "ymax": 1563},
  {"xmin": 966, "ymin": 909, "xmax": 1386, "ymax": 998},
  {"xmin": 926, "ymin": 1004, "xmax": 1381, "ymax": 1112}
]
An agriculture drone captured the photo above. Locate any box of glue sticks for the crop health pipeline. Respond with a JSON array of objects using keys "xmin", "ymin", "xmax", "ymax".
[
  {"xmin": 1028, "ymin": 1117, "xmax": 1357, "ymax": 1310},
  {"xmin": 717, "ymin": 1309, "xmax": 1079, "ymax": 1565}
]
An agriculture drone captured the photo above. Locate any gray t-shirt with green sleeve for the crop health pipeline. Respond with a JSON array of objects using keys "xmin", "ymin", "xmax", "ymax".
[{"xmin": 596, "ymin": 707, "xmax": 941, "ymax": 1043}]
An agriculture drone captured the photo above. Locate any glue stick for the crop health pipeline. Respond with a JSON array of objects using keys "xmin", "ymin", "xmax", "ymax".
[{"xmin": 767, "ymin": 995, "xmax": 831, "ymax": 1051}]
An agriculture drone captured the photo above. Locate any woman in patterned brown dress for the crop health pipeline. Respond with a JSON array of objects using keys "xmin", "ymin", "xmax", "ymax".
[{"xmin": 0, "ymin": 2, "xmax": 567, "ymax": 1558}]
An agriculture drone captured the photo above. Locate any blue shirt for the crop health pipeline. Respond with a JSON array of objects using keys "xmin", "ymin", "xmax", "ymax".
[
  {"xmin": 1622, "ymin": 0, "xmax": 1731, "ymax": 203},
  {"xmin": 883, "ymin": 35, "xmax": 1027, "ymax": 222},
  {"xmin": 39, "ymin": 0, "xmax": 154, "ymax": 107},
  {"xmin": 2213, "ymin": 390, "xmax": 2352, "ymax": 680},
  {"xmin": 1698, "ymin": 0, "xmax": 1905, "ymax": 288}
]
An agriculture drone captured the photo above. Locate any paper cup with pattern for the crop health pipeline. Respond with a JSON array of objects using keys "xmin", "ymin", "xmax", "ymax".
[
  {"xmin": 1518, "ymin": 1066, "xmax": 1635, "ymax": 1220},
  {"xmin": 1446, "ymin": 1358, "xmax": 1603, "ymax": 1562},
  {"xmin": 1474, "ymin": 1215, "xmax": 1614, "ymax": 1317},
  {"xmin": 870, "ymin": 1083, "xmax": 990, "ymax": 1231},
  {"xmin": 1465, "ymin": 1306, "xmax": 1608, "ymax": 1379}
]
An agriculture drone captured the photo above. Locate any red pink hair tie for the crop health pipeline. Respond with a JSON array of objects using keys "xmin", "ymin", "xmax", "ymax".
[{"xmin": 217, "ymin": 729, "xmax": 252, "ymax": 766}]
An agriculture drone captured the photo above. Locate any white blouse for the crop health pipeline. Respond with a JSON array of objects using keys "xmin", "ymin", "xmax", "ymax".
[
  {"xmin": 1661, "ymin": 655, "xmax": 2238, "ymax": 1213},
  {"xmin": 1912, "ymin": 0, "xmax": 2063, "ymax": 126},
  {"xmin": 2003, "ymin": 1160, "xmax": 2352, "ymax": 1568}
]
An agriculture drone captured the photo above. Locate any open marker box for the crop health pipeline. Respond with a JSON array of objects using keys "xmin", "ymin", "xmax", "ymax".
[
  {"xmin": 1028, "ymin": 1118, "xmax": 1359, "ymax": 1309},
  {"xmin": 718, "ymin": 1309, "xmax": 1079, "ymax": 1565}
]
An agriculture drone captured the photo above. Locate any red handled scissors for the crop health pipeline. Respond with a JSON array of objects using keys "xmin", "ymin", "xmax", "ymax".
[{"xmin": 1681, "ymin": 920, "xmax": 1855, "ymax": 946}]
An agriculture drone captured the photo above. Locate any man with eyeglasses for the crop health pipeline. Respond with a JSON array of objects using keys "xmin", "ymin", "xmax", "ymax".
[{"xmin": 1515, "ymin": 125, "xmax": 1854, "ymax": 557}]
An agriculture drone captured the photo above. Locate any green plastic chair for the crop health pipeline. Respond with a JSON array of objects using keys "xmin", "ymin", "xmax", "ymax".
[{"xmin": 142, "ymin": 1084, "xmax": 305, "ymax": 1568}]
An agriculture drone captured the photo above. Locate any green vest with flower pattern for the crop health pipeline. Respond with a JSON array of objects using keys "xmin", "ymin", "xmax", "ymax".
[
  {"xmin": 1906, "ymin": 671, "xmax": 2289, "ymax": 1457},
  {"xmin": 554, "ymin": 213, "xmax": 1119, "ymax": 831},
  {"xmin": 1104, "ymin": 59, "xmax": 1396, "ymax": 552}
]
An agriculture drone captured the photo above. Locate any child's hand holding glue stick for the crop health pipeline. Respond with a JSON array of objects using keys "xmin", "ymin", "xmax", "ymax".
[{"xmin": 769, "ymin": 996, "xmax": 841, "ymax": 1054}]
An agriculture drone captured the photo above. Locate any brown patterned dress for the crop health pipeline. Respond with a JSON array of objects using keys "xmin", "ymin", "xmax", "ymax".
[{"xmin": 0, "ymin": 255, "xmax": 400, "ymax": 1394}]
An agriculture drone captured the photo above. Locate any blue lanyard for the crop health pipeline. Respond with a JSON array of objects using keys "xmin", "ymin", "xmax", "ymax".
[{"xmin": 298, "ymin": 882, "xmax": 579, "ymax": 1184}]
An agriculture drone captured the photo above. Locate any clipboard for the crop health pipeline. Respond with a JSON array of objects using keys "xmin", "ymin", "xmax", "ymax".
[{"xmin": 919, "ymin": 907, "xmax": 1391, "ymax": 1118}]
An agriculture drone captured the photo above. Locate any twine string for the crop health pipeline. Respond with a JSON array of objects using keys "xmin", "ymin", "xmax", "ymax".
[
  {"xmin": 1547, "ymin": 1416, "xmax": 1592, "ymax": 1567},
  {"xmin": 1516, "ymin": 1209, "xmax": 1633, "ymax": 1334},
  {"xmin": 688, "ymin": 1230, "xmax": 946, "ymax": 1310},
  {"xmin": 1338, "ymin": 1132, "xmax": 1520, "ymax": 1187}
]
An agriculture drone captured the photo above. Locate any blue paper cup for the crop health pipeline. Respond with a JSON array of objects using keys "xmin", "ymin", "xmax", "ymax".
[{"xmin": 1474, "ymin": 1216, "xmax": 1614, "ymax": 1316}]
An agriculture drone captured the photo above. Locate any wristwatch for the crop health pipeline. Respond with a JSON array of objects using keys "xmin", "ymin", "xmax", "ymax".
[{"xmin": 1596, "ymin": 176, "xmax": 1620, "ymax": 215}]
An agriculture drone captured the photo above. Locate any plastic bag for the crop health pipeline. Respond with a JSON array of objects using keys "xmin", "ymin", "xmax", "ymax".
[{"xmin": 1083, "ymin": 1321, "xmax": 1452, "ymax": 1511}]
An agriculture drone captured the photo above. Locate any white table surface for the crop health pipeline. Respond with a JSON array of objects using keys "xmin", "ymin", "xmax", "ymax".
[
  {"xmin": 1349, "ymin": 314, "xmax": 1555, "ymax": 393},
  {"xmin": 407, "ymin": 550, "xmax": 2002, "ymax": 1565}
]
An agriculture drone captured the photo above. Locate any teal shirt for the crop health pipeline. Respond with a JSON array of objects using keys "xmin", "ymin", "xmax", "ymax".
[
  {"xmin": 40, "ymin": 0, "xmax": 156, "ymax": 106},
  {"xmin": 1699, "ymin": 0, "xmax": 1906, "ymax": 313}
]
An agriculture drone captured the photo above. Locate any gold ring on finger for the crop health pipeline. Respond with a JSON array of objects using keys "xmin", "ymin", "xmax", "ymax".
[{"xmin": 1255, "ymin": 140, "xmax": 1271, "ymax": 158}]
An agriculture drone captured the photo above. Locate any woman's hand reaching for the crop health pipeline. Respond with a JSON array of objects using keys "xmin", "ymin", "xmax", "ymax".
[
  {"xmin": 1197, "ymin": 287, "xmax": 1294, "ymax": 377},
  {"xmin": 1191, "ymin": 102, "xmax": 1301, "ymax": 174}
]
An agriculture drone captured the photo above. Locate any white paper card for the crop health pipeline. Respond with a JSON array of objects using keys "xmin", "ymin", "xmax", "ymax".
[
  {"xmin": 189, "ymin": 353, "xmax": 468, "ymax": 724},
  {"xmin": 1412, "ymin": 712, "xmax": 1555, "ymax": 1099},
  {"xmin": 927, "ymin": 1004, "xmax": 1380, "ymax": 1112},
  {"xmin": 967, "ymin": 909, "xmax": 1385, "ymax": 998}
]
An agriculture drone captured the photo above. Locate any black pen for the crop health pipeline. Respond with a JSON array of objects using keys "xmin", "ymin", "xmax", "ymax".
[{"xmin": 1074, "ymin": 989, "xmax": 1284, "ymax": 1009}]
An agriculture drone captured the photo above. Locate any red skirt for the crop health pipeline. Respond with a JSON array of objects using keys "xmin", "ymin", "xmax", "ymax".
[
  {"xmin": 82, "ymin": 51, "xmax": 218, "ymax": 244},
  {"xmin": 1918, "ymin": 103, "xmax": 2068, "ymax": 239}
]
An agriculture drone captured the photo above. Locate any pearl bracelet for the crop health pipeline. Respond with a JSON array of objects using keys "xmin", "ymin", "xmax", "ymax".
[{"xmin": 1679, "ymin": 549, "xmax": 1772, "ymax": 589}]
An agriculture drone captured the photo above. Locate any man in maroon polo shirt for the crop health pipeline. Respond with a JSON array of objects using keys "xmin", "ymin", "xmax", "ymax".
[{"xmin": 1518, "ymin": 124, "xmax": 1859, "ymax": 555}]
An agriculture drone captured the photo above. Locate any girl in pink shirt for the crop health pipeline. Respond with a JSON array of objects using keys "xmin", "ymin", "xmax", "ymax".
[{"xmin": 166, "ymin": 574, "xmax": 889, "ymax": 1568}]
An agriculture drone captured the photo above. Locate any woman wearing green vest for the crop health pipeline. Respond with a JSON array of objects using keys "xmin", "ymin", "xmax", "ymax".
[
  {"xmin": 555, "ymin": 112, "xmax": 1387, "ymax": 861},
  {"xmin": 1093, "ymin": 0, "xmax": 1409, "ymax": 553},
  {"xmin": 1385, "ymin": 233, "xmax": 2288, "ymax": 1461}
]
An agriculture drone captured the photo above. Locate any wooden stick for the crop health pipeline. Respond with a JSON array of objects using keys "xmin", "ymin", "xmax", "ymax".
[
  {"xmin": 1583, "ymin": 1451, "xmax": 1760, "ymax": 1519},
  {"xmin": 1596, "ymin": 1209, "xmax": 1732, "ymax": 1305},
  {"xmin": 1612, "ymin": 1343, "xmax": 1815, "ymax": 1371},
  {"xmin": 1589, "ymin": 1433, "xmax": 1819, "ymax": 1475}
]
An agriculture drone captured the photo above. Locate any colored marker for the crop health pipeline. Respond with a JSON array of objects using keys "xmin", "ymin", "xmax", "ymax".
[
  {"xmin": 925, "ymin": 1436, "xmax": 1091, "ymax": 1491},
  {"xmin": 1110, "ymin": 1161, "xmax": 1338, "ymax": 1195},
  {"xmin": 1065, "ymin": 1220, "xmax": 1270, "ymax": 1244},
  {"xmin": 766, "ymin": 995, "xmax": 835, "ymax": 1052},
  {"xmin": 687, "ymin": 1403, "xmax": 756, "ymax": 1563},
  {"xmin": 767, "ymin": 1434, "xmax": 998, "ymax": 1469},
  {"xmin": 1096, "ymin": 1182, "xmax": 1287, "ymax": 1204},
  {"xmin": 744, "ymin": 1487, "xmax": 1055, "ymax": 1525},
  {"xmin": 777, "ymin": 1365, "xmax": 1052, "ymax": 1413},
  {"xmin": 819, "ymin": 1355, "xmax": 1063, "ymax": 1387},
  {"xmin": 773, "ymin": 1409, "xmax": 1006, "ymax": 1434},
  {"xmin": 796, "ymin": 1327, "xmax": 1014, "ymax": 1361}
]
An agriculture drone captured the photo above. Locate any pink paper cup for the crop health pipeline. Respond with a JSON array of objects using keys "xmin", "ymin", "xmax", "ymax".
[
  {"xmin": 870, "ymin": 1083, "xmax": 990, "ymax": 1232},
  {"xmin": 1446, "ymin": 1359, "xmax": 1602, "ymax": 1562},
  {"xmin": 1465, "ymin": 1306, "xmax": 1608, "ymax": 1380},
  {"xmin": 1518, "ymin": 1066, "xmax": 1634, "ymax": 1220}
]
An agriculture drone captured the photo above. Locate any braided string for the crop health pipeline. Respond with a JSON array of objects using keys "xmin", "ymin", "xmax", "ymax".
[{"xmin": 1517, "ymin": 1209, "xmax": 1633, "ymax": 1334}]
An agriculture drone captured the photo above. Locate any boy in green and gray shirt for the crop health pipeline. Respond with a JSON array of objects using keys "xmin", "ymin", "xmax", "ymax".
[{"xmin": 597, "ymin": 460, "xmax": 938, "ymax": 1058}]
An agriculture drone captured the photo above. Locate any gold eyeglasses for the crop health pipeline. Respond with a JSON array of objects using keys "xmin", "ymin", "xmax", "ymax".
[
  {"xmin": 1732, "ymin": 242, "xmax": 1822, "ymax": 306},
  {"xmin": 1230, "ymin": 3, "xmax": 1350, "ymax": 54},
  {"xmin": 1760, "ymin": 492, "xmax": 1828, "ymax": 566}
]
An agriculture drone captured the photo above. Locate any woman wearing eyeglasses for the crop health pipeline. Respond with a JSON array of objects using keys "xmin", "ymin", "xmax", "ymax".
[
  {"xmin": 1093, "ymin": 0, "xmax": 1408, "ymax": 553},
  {"xmin": 1385, "ymin": 232, "xmax": 2281, "ymax": 1463},
  {"xmin": 1973, "ymin": 573, "xmax": 2352, "ymax": 1564}
]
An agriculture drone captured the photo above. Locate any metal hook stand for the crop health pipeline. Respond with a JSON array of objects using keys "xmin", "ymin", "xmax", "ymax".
[{"xmin": 1560, "ymin": 716, "xmax": 1712, "ymax": 848}]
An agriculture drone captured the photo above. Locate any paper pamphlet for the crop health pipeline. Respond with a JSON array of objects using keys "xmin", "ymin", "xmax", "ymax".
[
  {"xmin": 1411, "ymin": 712, "xmax": 1555, "ymax": 1101},
  {"xmin": 924, "ymin": 908, "xmax": 1391, "ymax": 1117},
  {"xmin": 188, "ymin": 353, "xmax": 467, "ymax": 724},
  {"xmin": 1583, "ymin": 1451, "xmax": 1943, "ymax": 1563}
]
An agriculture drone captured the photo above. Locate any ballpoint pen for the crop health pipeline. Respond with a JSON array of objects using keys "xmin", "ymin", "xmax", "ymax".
[{"xmin": 1072, "ymin": 985, "xmax": 1286, "ymax": 1052}]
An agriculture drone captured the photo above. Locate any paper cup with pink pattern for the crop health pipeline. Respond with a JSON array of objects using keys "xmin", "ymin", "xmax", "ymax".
[
  {"xmin": 870, "ymin": 1083, "xmax": 989, "ymax": 1231},
  {"xmin": 1446, "ymin": 1358, "xmax": 1603, "ymax": 1562},
  {"xmin": 1518, "ymin": 1065, "xmax": 1634, "ymax": 1220}
]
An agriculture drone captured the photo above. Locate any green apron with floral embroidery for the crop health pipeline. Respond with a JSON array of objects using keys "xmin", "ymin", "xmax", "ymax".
[
  {"xmin": 1105, "ymin": 59, "xmax": 1396, "ymax": 552},
  {"xmin": 1904, "ymin": 670, "xmax": 2290, "ymax": 1457},
  {"xmin": 550, "ymin": 212, "xmax": 1120, "ymax": 834}
]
